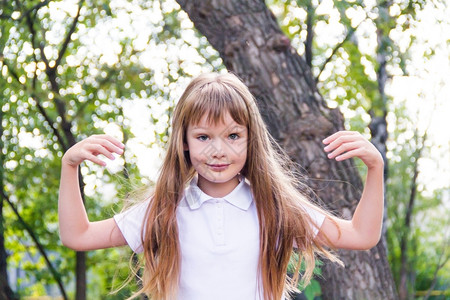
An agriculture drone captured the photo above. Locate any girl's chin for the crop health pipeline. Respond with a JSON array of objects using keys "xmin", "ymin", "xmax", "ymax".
[{"xmin": 198, "ymin": 173, "xmax": 239, "ymax": 184}]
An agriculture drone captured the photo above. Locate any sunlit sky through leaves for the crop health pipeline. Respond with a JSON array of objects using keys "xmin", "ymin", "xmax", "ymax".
[{"xmin": 10, "ymin": 0, "xmax": 450, "ymax": 205}]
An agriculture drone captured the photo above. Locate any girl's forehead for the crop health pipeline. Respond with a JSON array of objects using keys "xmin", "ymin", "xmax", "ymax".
[
  {"xmin": 192, "ymin": 111, "xmax": 240, "ymax": 124},
  {"xmin": 187, "ymin": 112, "xmax": 246, "ymax": 130}
]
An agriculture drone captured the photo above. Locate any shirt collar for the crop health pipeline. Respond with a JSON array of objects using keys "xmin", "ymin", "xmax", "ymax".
[{"xmin": 184, "ymin": 175, "xmax": 253, "ymax": 211}]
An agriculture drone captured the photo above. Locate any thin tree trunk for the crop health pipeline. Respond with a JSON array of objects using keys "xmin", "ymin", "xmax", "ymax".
[
  {"xmin": 18, "ymin": 0, "xmax": 87, "ymax": 298},
  {"xmin": 422, "ymin": 246, "xmax": 449, "ymax": 300},
  {"xmin": 2, "ymin": 191, "xmax": 68, "ymax": 299},
  {"xmin": 75, "ymin": 251, "xmax": 86, "ymax": 300},
  {"xmin": 304, "ymin": 1, "xmax": 314, "ymax": 68},
  {"xmin": 398, "ymin": 131, "xmax": 425, "ymax": 300},
  {"xmin": 0, "ymin": 201, "xmax": 16, "ymax": 300},
  {"xmin": 177, "ymin": 0, "xmax": 398, "ymax": 298},
  {"xmin": 74, "ymin": 168, "xmax": 86, "ymax": 300},
  {"xmin": 370, "ymin": 0, "xmax": 392, "ymax": 250},
  {"xmin": 0, "ymin": 109, "xmax": 17, "ymax": 300}
]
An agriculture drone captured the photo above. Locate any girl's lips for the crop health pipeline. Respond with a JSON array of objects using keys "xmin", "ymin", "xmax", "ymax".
[{"xmin": 207, "ymin": 164, "xmax": 230, "ymax": 171}]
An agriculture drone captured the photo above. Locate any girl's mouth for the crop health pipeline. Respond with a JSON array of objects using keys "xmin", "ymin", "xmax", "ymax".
[{"xmin": 206, "ymin": 164, "xmax": 230, "ymax": 172}]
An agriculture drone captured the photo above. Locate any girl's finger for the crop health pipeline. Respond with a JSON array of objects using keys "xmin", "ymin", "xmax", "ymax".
[
  {"xmin": 327, "ymin": 141, "xmax": 362, "ymax": 159},
  {"xmin": 90, "ymin": 138, "xmax": 124, "ymax": 155},
  {"xmin": 322, "ymin": 131, "xmax": 357, "ymax": 144},
  {"xmin": 324, "ymin": 134, "xmax": 362, "ymax": 153},
  {"xmin": 96, "ymin": 134, "xmax": 125, "ymax": 149},
  {"xmin": 85, "ymin": 153, "xmax": 107, "ymax": 166},
  {"xmin": 335, "ymin": 148, "xmax": 361, "ymax": 161},
  {"xmin": 86, "ymin": 144, "xmax": 116, "ymax": 160}
]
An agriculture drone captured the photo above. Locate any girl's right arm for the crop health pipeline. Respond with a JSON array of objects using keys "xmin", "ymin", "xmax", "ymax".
[{"xmin": 58, "ymin": 134, "xmax": 127, "ymax": 251}]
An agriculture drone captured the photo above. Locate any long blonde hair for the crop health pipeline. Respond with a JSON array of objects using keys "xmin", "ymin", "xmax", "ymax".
[{"xmin": 139, "ymin": 72, "xmax": 339, "ymax": 299}]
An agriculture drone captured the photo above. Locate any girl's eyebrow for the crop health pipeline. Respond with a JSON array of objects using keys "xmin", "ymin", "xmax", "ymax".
[
  {"xmin": 191, "ymin": 124, "xmax": 247, "ymax": 130},
  {"xmin": 227, "ymin": 127, "xmax": 247, "ymax": 132}
]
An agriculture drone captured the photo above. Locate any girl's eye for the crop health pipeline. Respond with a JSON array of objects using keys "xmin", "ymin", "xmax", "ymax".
[
  {"xmin": 197, "ymin": 135, "xmax": 209, "ymax": 141},
  {"xmin": 229, "ymin": 133, "xmax": 239, "ymax": 140}
]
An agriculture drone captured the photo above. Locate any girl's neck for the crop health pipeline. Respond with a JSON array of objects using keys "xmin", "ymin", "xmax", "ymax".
[{"xmin": 197, "ymin": 174, "xmax": 240, "ymax": 198}]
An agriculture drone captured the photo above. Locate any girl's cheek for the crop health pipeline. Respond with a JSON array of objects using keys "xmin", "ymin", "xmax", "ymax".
[{"xmin": 234, "ymin": 141, "xmax": 247, "ymax": 153}]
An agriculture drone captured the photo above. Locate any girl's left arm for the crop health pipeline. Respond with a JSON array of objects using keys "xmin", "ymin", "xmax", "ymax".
[{"xmin": 316, "ymin": 131, "xmax": 384, "ymax": 250}]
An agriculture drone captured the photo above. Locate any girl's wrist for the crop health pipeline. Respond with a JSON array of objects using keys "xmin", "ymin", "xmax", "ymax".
[
  {"xmin": 61, "ymin": 155, "xmax": 80, "ymax": 169},
  {"xmin": 367, "ymin": 160, "xmax": 384, "ymax": 172}
]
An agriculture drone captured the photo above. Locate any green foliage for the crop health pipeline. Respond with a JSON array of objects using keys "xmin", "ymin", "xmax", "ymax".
[
  {"xmin": 1, "ymin": 0, "xmax": 222, "ymax": 297},
  {"xmin": 386, "ymin": 103, "xmax": 449, "ymax": 298},
  {"xmin": 269, "ymin": 0, "xmax": 449, "ymax": 297},
  {"xmin": 1, "ymin": 0, "xmax": 448, "ymax": 298}
]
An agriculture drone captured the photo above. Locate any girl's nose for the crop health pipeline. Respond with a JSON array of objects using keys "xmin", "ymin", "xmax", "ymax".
[{"xmin": 211, "ymin": 138, "xmax": 226, "ymax": 158}]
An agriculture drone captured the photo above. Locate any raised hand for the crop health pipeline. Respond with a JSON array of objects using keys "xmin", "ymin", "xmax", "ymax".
[
  {"xmin": 62, "ymin": 134, "xmax": 125, "ymax": 167},
  {"xmin": 322, "ymin": 131, "xmax": 383, "ymax": 169},
  {"xmin": 59, "ymin": 134, "xmax": 127, "ymax": 251},
  {"xmin": 316, "ymin": 131, "xmax": 385, "ymax": 250}
]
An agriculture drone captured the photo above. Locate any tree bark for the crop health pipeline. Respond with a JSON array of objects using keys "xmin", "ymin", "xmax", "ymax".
[
  {"xmin": 398, "ymin": 131, "xmax": 426, "ymax": 300},
  {"xmin": 176, "ymin": 0, "xmax": 398, "ymax": 298},
  {"xmin": 0, "ymin": 109, "xmax": 17, "ymax": 300},
  {"xmin": 0, "ymin": 201, "xmax": 15, "ymax": 300},
  {"xmin": 371, "ymin": 0, "xmax": 392, "ymax": 250},
  {"xmin": 304, "ymin": 1, "xmax": 314, "ymax": 69},
  {"xmin": 75, "ymin": 251, "xmax": 86, "ymax": 300}
]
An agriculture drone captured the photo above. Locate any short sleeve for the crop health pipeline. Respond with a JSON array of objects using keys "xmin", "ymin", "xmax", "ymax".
[
  {"xmin": 303, "ymin": 205, "xmax": 326, "ymax": 237},
  {"xmin": 293, "ymin": 205, "xmax": 326, "ymax": 249},
  {"xmin": 113, "ymin": 200, "xmax": 150, "ymax": 253}
]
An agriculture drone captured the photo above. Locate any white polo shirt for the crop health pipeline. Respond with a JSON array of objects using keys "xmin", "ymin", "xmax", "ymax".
[{"xmin": 114, "ymin": 176, "xmax": 324, "ymax": 300}]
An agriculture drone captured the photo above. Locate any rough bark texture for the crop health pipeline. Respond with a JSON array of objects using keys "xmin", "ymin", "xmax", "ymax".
[{"xmin": 176, "ymin": 0, "xmax": 397, "ymax": 298}]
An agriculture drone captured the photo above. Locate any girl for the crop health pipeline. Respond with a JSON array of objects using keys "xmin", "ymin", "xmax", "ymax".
[{"xmin": 59, "ymin": 72, "xmax": 384, "ymax": 300}]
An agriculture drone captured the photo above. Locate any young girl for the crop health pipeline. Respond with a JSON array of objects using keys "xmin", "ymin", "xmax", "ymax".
[{"xmin": 59, "ymin": 72, "xmax": 384, "ymax": 300}]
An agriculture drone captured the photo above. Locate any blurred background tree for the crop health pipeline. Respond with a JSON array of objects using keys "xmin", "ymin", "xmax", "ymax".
[{"xmin": 0, "ymin": 0, "xmax": 448, "ymax": 299}]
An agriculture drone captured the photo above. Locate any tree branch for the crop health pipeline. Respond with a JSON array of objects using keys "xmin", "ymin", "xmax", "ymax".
[
  {"xmin": 315, "ymin": 27, "xmax": 354, "ymax": 82},
  {"xmin": 1, "ymin": 190, "xmax": 68, "ymax": 300},
  {"xmin": 34, "ymin": 95, "xmax": 69, "ymax": 151},
  {"xmin": 17, "ymin": 0, "xmax": 52, "ymax": 22},
  {"xmin": 1, "ymin": 59, "xmax": 68, "ymax": 151},
  {"xmin": 0, "ymin": 93, "xmax": 18, "ymax": 300},
  {"xmin": 45, "ymin": 1, "xmax": 85, "ymax": 148},
  {"xmin": 422, "ymin": 240, "xmax": 449, "ymax": 300},
  {"xmin": 304, "ymin": 1, "xmax": 315, "ymax": 68},
  {"xmin": 398, "ymin": 128, "xmax": 429, "ymax": 300},
  {"xmin": 315, "ymin": 17, "xmax": 367, "ymax": 83},
  {"xmin": 3, "ymin": 61, "xmax": 21, "ymax": 84},
  {"xmin": 18, "ymin": 0, "xmax": 80, "ymax": 148},
  {"xmin": 54, "ymin": 0, "xmax": 84, "ymax": 69},
  {"xmin": 16, "ymin": 0, "xmax": 51, "ymax": 69}
]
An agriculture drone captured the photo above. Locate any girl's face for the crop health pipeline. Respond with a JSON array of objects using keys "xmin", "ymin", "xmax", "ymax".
[{"xmin": 184, "ymin": 112, "xmax": 248, "ymax": 197}]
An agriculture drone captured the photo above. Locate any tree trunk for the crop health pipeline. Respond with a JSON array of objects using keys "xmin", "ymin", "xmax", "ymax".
[
  {"xmin": 75, "ymin": 169, "xmax": 86, "ymax": 300},
  {"xmin": 18, "ymin": 0, "xmax": 87, "ymax": 298},
  {"xmin": 370, "ymin": 0, "xmax": 392, "ymax": 250},
  {"xmin": 398, "ymin": 131, "xmax": 425, "ymax": 300},
  {"xmin": 177, "ymin": 0, "xmax": 398, "ymax": 298},
  {"xmin": 0, "ymin": 105, "xmax": 17, "ymax": 300},
  {"xmin": 75, "ymin": 252, "xmax": 86, "ymax": 300},
  {"xmin": 0, "ymin": 195, "xmax": 16, "ymax": 300}
]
